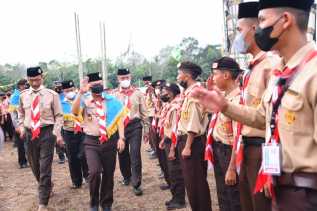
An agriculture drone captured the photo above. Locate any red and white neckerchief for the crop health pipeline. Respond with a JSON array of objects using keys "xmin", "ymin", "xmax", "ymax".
[
  {"xmin": 254, "ymin": 50, "xmax": 317, "ymax": 197},
  {"xmin": 31, "ymin": 93, "xmax": 41, "ymax": 140},
  {"xmin": 205, "ymin": 113, "xmax": 219, "ymax": 168},
  {"xmin": 158, "ymin": 103, "xmax": 169, "ymax": 139},
  {"xmin": 119, "ymin": 87, "xmax": 135, "ymax": 127},
  {"xmin": 73, "ymin": 116, "xmax": 82, "ymax": 133},
  {"xmin": 165, "ymin": 96, "xmax": 182, "ymax": 146},
  {"xmin": 234, "ymin": 53, "xmax": 266, "ymax": 174},
  {"xmin": 94, "ymin": 99, "xmax": 108, "ymax": 143}
]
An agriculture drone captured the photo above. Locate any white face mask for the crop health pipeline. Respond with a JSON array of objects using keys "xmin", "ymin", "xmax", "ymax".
[
  {"xmin": 232, "ymin": 31, "xmax": 250, "ymax": 54},
  {"xmin": 65, "ymin": 91, "xmax": 76, "ymax": 100},
  {"xmin": 120, "ymin": 79, "xmax": 131, "ymax": 88},
  {"xmin": 155, "ymin": 89, "xmax": 160, "ymax": 96}
]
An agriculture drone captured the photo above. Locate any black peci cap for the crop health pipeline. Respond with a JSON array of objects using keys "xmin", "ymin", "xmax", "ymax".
[
  {"xmin": 238, "ymin": 2, "xmax": 260, "ymax": 19},
  {"xmin": 142, "ymin": 76, "xmax": 152, "ymax": 81},
  {"xmin": 117, "ymin": 68, "xmax": 130, "ymax": 76},
  {"xmin": 87, "ymin": 72, "xmax": 102, "ymax": 83},
  {"xmin": 259, "ymin": 0, "xmax": 314, "ymax": 12}
]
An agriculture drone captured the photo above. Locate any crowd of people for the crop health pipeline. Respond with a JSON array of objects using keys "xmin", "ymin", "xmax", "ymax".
[{"xmin": 1, "ymin": 0, "xmax": 317, "ymax": 211}]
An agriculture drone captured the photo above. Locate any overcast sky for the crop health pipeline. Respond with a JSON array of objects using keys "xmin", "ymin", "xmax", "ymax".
[{"xmin": 0, "ymin": 0, "xmax": 224, "ymax": 65}]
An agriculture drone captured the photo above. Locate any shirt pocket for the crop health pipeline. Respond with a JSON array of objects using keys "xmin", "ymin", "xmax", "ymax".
[
  {"xmin": 279, "ymin": 89, "xmax": 304, "ymax": 131},
  {"xmin": 41, "ymin": 98, "xmax": 53, "ymax": 116}
]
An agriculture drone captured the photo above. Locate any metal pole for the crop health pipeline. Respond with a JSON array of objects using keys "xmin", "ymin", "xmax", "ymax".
[
  {"xmin": 100, "ymin": 21, "xmax": 107, "ymax": 88},
  {"xmin": 75, "ymin": 13, "xmax": 84, "ymax": 82}
]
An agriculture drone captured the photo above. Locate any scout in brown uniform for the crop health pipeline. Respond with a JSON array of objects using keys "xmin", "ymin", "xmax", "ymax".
[
  {"xmin": 112, "ymin": 68, "xmax": 150, "ymax": 196},
  {"xmin": 231, "ymin": 2, "xmax": 280, "ymax": 211},
  {"xmin": 61, "ymin": 80, "xmax": 88, "ymax": 189},
  {"xmin": 176, "ymin": 61, "xmax": 212, "ymax": 211},
  {"xmin": 209, "ymin": 57, "xmax": 242, "ymax": 211},
  {"xmin": 142, "ymin": 76, "xmax": 156, "ymax": 153},
  {"xmin": 18, "ymin": 67, "xmax": 64, "ymax": 211},
  {"xmin": 159, "ymin": 83, "xmax": 186, "ymax": 210},
  {"xmin": 72, "ymin": 72, "xmax": 126, "ymax": 211},
  {"xmin": 192, "ymin": 0, "xmax": 317, "ymax": 210}
]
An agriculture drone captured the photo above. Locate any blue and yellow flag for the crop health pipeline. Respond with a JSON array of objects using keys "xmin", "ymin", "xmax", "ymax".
[
  {"xmin": 9, "ymin": 89, "xmax": 20, "ymax": 112},
  {"xmin": 102, "ymin": 93, "xmax": 128, "ymax": 137}
]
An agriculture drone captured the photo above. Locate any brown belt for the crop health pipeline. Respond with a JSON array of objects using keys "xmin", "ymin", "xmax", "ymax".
[{"xmin": 276, "ymin": 172, "xmax": 317, "ymax": 190}]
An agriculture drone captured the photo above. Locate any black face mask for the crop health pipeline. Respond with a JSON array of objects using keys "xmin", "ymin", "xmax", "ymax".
[
  {"xmin": 91, "ymin": 84, "xmax": 104, "ymax": 94},
  {"xmin": 179, "ymin": 81, "xmax": 188, "ymax": 89},
  {"xmin": 160, "ymin": 95, "xmax": 170, "ymax": 103},
  {"xmin": 254, "ymin": 16, "xmax": 283, "ymax": 52}
]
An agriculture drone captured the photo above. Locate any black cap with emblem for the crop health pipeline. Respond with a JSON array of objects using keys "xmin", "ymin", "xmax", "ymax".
[
  {"xmin": 238, "ymin": 2, "xmax": 259, "ymax": 19},
  {"xmin": 87, "ymin": 72, "xmax": 102, "ymax": 83},
  {"xmin": 62, "ymin": 80, "xmax": 75, "ymax": 89},
  {"xmin": 27, "ymin": 66, "xmax": 43, "ymax": 77},
  {"xmin": 259, "ymin": 0, "xmax": 314, "ymax": 12},
  {"xmin": 142, "ymin": 76, "xmax": 152, "ymax": 81},
  {"xmin": 212, "ymin": 57, "xmax": 243, "ymax": 79},
  {"xmin": 163, "ymin": 83, "xmax": 181, "ymax": 96},
  {"xmin": 117, "ymin": 68, "xmax": 130, "ymax": 76}
]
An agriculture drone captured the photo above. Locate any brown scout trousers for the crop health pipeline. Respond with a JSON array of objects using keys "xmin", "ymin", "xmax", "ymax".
[
  {"xmin": 177, "ymin": 135, "xmax": 212, "ymax": 211},
  {"xmin": 213, "ymin": 141, "xmax": 241, "ymax": 211},
  {"xmin": 239, "ymin": 137, "xmax": 271, "ymax": 211},
  {"xmin": 84, "ymin": 133, "xmax": 118, "ymax": 209},
  {"xmin": 25, "ymin": 125, "xmax": 55, "ymax": 206},
  {"xmin": 164, "ymin": 138, "xmax": 185, "ymax": 204}
]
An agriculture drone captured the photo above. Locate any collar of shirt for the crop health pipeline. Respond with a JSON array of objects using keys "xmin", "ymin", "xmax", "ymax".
[
  {"xmin": 184, "ymin": 82, "xmax": 201, "ymax": 96},
  {"xmin": 281, "ymin": 42, "xmax": 316, "ymax": 70},
  {"xmin": 29, "ymin": 85, "xmax": 44, "ymax": 95}
]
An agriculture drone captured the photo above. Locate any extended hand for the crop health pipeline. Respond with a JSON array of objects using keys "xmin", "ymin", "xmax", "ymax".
[{"xmin": 190, "ymin": 87, "xmax": 227, "ymax": 113}]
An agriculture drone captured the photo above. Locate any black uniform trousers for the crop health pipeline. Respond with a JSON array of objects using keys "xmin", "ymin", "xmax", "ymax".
[
  {"xmin": 15, "ymin": 132, "xmax": 27, "ymax": 166},
  {"xmin": 213, "ymin": 141, "xmax": 241, "ymax": 211},
  {"xmin": 25, "ymin": 125, "xmax": 55, "ymax": 206},
  {"xmin": 154, "ymin": 130, "xmax": 170, "ymax": 186},
  {"xmin": 84, "ymin": 133, "xmax": 118, "ymax": 209},
  {"xmin": 118, "ymin": 118, "xmax": 143, "ymax": 188},
  {"xmin": 164, "ymin": 138, "xmax": 185, "ymax": 204},
  {"xmin": 62, "ymin": 129, "xmax": 89, "ymax": 186},
  {"xmin": 239, "ymin": 137, "xmax": 271, "ymax": 211},
  {"xmin": 177, "ymin": 135, "xmax": 212, "ymax": 211}
]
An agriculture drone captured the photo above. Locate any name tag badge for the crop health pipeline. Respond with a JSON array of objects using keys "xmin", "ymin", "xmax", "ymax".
[{"xmin": 262, "ymin": 143, "xmax": 281, "ymax": 176}]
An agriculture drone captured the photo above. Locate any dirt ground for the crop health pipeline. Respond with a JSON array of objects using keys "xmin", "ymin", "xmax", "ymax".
[{"xmin": 0, "ymin": 141, "xmax": 219, "ymax": 211}]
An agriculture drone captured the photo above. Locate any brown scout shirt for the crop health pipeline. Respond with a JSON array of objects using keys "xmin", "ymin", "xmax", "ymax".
[
  {"xmin": 213, "ymin": 88, "xmax": 240, "ymax": 146},
  {"xmin": 242, "ymin": 51, "xmax": 280, "ymax": 138},
  {"xmin": 113, "ymin": 87, "xmax": 150, "ymax": 133},
  {"xmin": 224, "ymin": 42, "xmax": 317, "ymax": 173},
  {"xmin": 178, "ymin": 83, "xmax": 209, "ymax": 136},
  {"xmin": 18, "ymin": 86, "xmax": 63, "ymax": 139},
  {"xmin": 145, "ymin": 91, "xmax": 155, "ymax": 117},
  {"xmin": 81, "ymin": 94, "xmax": 105, "ymax": 136}
]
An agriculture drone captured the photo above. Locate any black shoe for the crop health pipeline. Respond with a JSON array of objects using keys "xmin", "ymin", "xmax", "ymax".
[
  {"xmin": 20, "ymin": 163, "xmax": 28, "ymax": 169},
  {"xmin": 159, "ymin": 184, "xmax": 170, "ymax": 191},
  {"xmin": 133, "ymin": 186, "xmax": 143, "ymax": 196},
  {"xmin": 70, "ymin": 184, "xmax": 81, "ymax": 189},
  {"xmin": 90, "ymin": 206, "xmax": 98, "ymax": 211},
  {"xmin": 120, "ymin": 178, "xmax": 130, "ymax": 186},
  {"xmin": 166, "ymin": 201, "xmax": 186, "ymax": 210},
  {"xmin": 165, "ymin": 199, "xmax": 174, "ymax": 206},
  {"xmin": 102, "ymin": 207, "xmax": 111, "ymax": 211},
  {"xmin": 58, "ymin": 159, "xmax": 65, "ymax": 164}
]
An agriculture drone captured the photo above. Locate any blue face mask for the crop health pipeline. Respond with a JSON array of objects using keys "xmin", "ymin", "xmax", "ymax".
[{"xmin": 232, "ymin": 32, "xmax": 250, "ymax": 54}]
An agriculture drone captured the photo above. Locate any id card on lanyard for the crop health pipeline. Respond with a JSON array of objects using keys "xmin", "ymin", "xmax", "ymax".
[{"xmin": 262, "ymin": 142, "xmax": 281, "ymax": 175}]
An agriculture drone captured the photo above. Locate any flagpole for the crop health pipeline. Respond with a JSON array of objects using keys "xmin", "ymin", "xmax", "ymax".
[
  {"xmin": 100, "ymin": 21, "xmax": 107, "ymax": 88},
  {"xmin": 74, "ymin": 12, "xmax": 84, "ymax": 82}
]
